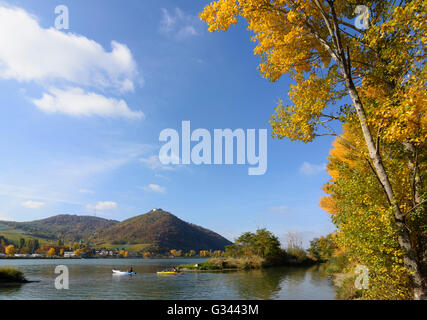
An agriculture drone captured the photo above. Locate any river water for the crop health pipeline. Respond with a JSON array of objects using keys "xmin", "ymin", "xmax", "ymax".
[{"xmin": 0, "ymin": 258, "xmax": 336, "ymax": 300}]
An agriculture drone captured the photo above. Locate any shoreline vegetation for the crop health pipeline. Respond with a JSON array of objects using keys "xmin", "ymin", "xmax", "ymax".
[
  {"xmin": 177, "ymin": 255, "xmax": 319, "ymax": 272},
  {"xmin": 178, "ymin": 229, "xmax": 322, "ymax": 272},
  {"xmin": 0, "ymin": 267, "xmax": 28, "ymax": 284}
]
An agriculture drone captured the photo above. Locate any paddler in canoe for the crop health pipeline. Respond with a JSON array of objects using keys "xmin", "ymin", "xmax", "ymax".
[{"xmin": 157, "ymin": 266, "xmax": 182, "ymax": 275}]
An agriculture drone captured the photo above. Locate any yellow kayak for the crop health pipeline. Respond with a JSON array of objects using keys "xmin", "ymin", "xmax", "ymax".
[{"xmin": 157, "ymin": 271, "xmax": 183, "ymax": 275}]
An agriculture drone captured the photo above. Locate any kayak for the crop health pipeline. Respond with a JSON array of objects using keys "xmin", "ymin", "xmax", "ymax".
[
  {"xmin": 112, "ymin": 269, "xmax": 136, "ymax": 275},
  {"xmin": 157, "ymin": 271, "xmax": 183, "ymax": 275}
]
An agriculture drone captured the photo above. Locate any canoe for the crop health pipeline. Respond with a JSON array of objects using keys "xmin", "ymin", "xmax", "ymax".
[
  {"xmin": 112, "ymin": 269, "xmax": 136, "ymax": 275},
  {"xmin": 157, "ymin": 271, "xmax": 183, "ymax": 275}
]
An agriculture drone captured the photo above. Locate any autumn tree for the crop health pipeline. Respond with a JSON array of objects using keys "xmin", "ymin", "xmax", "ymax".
[
  {"xmin": 226, "ymin": 229, "xmax": 282, "ymax": 258},
  {"xmin": 200, "ymin": 250, "xmax": 210, "ymax": 257},
  {"xmin": 320, "ymin": 123, "xmax": 426, "ymax": 298},
  {"xmin": 46, "ymin": 248, "xmax": 56, "ymax": 257},
  {"xmin": 308, "ymin": 234, "xmax": 338, "ymax": 261},
  {"xmin": 119, "ymin": 250, "xmax": 129, "ymax": 258},
  {"xmin": 5, "ymin": 245, "xmax": 16, "ymax": 256},
  {"xmin": 213, "ymin": 250, "xmax": 223, "ymax": 257},
  {"xmin": 201, "ymin": 0, "xmax": 426, "ymax": 299}
]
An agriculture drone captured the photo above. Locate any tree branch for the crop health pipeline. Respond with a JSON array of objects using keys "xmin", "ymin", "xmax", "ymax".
[{"xmin": 403, "ymin": 200, "xmax": 427, "ymax": 218}]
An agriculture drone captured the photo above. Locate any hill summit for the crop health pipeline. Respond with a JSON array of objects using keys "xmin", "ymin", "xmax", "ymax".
[{"xmin": 97, "ymin": 209, "xmax": 232, "ymax": 251}]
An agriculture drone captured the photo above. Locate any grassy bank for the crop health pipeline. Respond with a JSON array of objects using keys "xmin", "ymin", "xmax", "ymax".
[
  {"xmin": 178, "ymin": 253, "xmax": 319, "ymax": 271},
  {"xmin": 317, "ymin": 254, "xmax": 364, "ymax": 300},
  {"xmin": 178, "ymin": 256, "xmax": 265, "ymax": 271},
  {"xmin": 0, "ymin": 267, "xmax": 26, "ymax": 283}
]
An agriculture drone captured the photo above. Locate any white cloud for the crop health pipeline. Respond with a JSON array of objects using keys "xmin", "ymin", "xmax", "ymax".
[
  {"xmin": 140, "ymin": 155, "xmax": 175, "ymax": 171},
  {"xmin": 299, "ymin": 162, "xmax": 326, "ymax": 176},
  {"xmin": 32, "ymin": 87, "xmax": 144, "ymax": 119},
  {"xmin": 86, "ymin": 201, "xmax": 118, "ymax": 211},
  {"xmin": 0, "ymin": 5, "xmax": 143, "ymax": 119},
  {"xmin": 0, "ymin": 6, "xmax": 137, "ymax": 92},
  {"xmin": 21, "ymin": 200, "xmax": 45, "ymax": 209},
  {"xmin": 144, "ymin": 184, "xmax": 166, "ymax": 194},
  {"xmin": 160, "ymin": 8, "xmax": 201, "ymax": 39}
]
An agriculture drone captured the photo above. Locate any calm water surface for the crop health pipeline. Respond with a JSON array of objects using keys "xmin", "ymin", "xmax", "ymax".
[{"xmin": 0, "ymin": 259, "xmax": 336, "ymax": 300}]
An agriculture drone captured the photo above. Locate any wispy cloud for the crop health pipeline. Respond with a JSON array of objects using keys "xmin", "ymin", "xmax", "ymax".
[
  {"xmin": 269, "ymin": 206, "xmax": 295, "ymax": 214},
  {"xmin": 78, "ymin": 189, "xmax": 95, "ymax": 194},
  {"xmin": 0, "ymin": 183, "xmax": 83, "ymax": 205},
  {"xmin": 159, "ymin": 8, "xmax": 201, "ymax": 39},
  {"xmin": 32, "ymin": 87, "xmax": 144, "ymax": 119},
  {"xmin": 299, "ymin": 162, "xmax": 326, "ymax": 176},
  {"xmin": 54, "ymin": 142, "xmax": 152, "ymax": 179},
  {"xmin": 143, "ymin": 184, "xmax": 167, "ymax": 194},
  {"xmin": 0, "ymin": 142, "xmax": 150, "ymax": 211},
  {"xmin": 21, "ymin": 200, "xmax": 45, "ymax": 209},
  {"xmin": 140, "ymin": 155, "xmax": 175, "ymax": 171},
  {"xmin": 86, "ymin": 201, "xmax": 118, "ymax": 211}
]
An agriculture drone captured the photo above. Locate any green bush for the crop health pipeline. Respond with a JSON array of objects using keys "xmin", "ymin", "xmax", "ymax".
[
  {"xmin": 286, "ymin": 247, "xmax": 307, "ymax": 262},
  {"xmin": 0, "ymin": 267, "xmax": 25, "ymax": 283}
]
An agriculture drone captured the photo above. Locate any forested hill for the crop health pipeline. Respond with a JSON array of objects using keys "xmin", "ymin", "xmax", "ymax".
[
  {"xmin": 97, "ymin": 209, "xmax": 233, "ymax": 251},
  {"xmin": 0, "ymin": 215, "xmax": 118, "ymax": 241}
]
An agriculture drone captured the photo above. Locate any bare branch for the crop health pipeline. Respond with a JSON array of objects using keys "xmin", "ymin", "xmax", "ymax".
[{"xmin": 403, "ymin": 200, "xmax": 427, "ymax": 218}]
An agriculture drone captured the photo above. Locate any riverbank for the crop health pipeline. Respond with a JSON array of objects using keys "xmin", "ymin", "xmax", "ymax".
[
  {"xmin": 316, "ymin": 256, "xmax": 364, "ymax": 300},
  {"xmin": 0, "ymin": 256, "xmax": 207, "ymax": 260},
  {"xmin": 178, "ymin": 255, "xmax": 319, "ymax": 271}
]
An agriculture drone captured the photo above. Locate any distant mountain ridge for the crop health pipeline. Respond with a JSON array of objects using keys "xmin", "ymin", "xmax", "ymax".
[
  {"xmin": 0, "ymin": 214, "xmax": 118, "ymax": 241},
  {"xmin": 0, "ymin": 210, "xmax": 232, "ymax": 252}
]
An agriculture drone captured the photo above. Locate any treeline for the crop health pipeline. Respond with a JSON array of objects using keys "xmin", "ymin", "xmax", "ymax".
[
  {"xmin": 179, "ymin": 229, "xmax": 322, "ymax": 271},
  {"xmin": 224, "ymin": 229, "xmax": 319, "ymax": 267},
  {"xmin": 0, "ymin": 237, "xmax": 40, "ymax": 255},
  {"xmin": 0, "ymin": 236, "xmax": 228, "ymax": 258}
]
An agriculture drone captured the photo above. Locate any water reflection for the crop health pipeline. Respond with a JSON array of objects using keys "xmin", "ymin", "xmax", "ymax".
[
  {"xmin": 0, "ymin": 259, "xmax": 336, "ymax": 300},
  {"xmin": 0, "ymin": 283, "xmax": 24, "ymax": 297},
  {"xmin": 226, "ymin": 269, "xmax": 284, "ymax": 299}
]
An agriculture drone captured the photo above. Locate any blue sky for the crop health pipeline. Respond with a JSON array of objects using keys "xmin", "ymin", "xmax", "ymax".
[{"xmin": 0, "ymin": 0, "xmax": 337, "ymax": 246}]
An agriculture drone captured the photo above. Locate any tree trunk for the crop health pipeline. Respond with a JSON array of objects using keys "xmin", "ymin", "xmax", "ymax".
[
  {"xmin": 307, "ymin": 0, "xmax": 425, "ymax": 299},
  {"xmin": 402, "ymin": 142, "xmax": 423, "ymax": 207},
  {"xmin": 402, "ymin": 141, "xmax": 427, "ymax": 298},
  {"xmin": 343, "ymin": 72, "xmax": 426, "ymax": 300}
]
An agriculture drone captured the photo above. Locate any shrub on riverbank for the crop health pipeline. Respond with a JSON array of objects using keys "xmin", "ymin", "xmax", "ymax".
[
  {"xmin": 0, "ymin": 267, "xmax": 26, "ymax": 283},
  {"xmin": 179, "ymin": 229, "xmax": 319, "ymax": 271},
  {"xmin": 317, "ymin": 252, "xmax": 367, "ymax": 300},
  {"xmin": 178, "ymin": 256, "xmax": 266, "ymax": 271}
]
